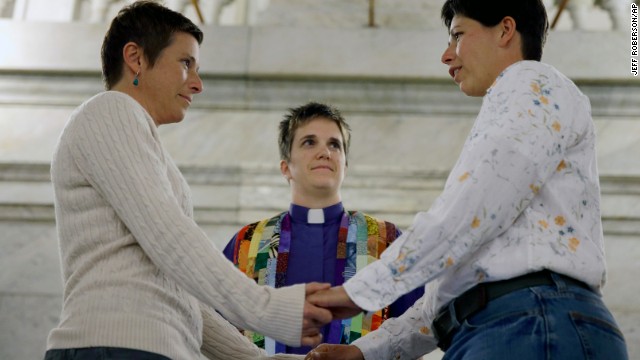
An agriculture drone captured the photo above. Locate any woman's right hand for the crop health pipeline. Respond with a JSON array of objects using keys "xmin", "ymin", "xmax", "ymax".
[
  {"xmin": 304, "ymin": 344, "xmax": 364, "ymax": 360},
  {"xmin": 301, "ymin": 283, "xmax": 333, "ymax": 347}
]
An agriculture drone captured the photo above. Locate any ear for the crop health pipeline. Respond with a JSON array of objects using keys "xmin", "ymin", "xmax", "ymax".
[
  {"xmin": 122, "ymin": 41, "xmax": 144, "ymax": 75},
  {"xmin": 280, "ymin": 160, "xmax": 292, "ymax": 182},
  {"xmin": 497, "ymin": 16, "xmax": 517, "ymax": 47}
]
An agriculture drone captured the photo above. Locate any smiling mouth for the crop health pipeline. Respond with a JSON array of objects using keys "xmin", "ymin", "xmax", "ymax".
[
  {"xmin": 312, "ymin": 166, "xmax": 333, "ymax": 171},
  {"xmin": 179, "ymin": 95, "xmax": 192, "ymax": 104}
]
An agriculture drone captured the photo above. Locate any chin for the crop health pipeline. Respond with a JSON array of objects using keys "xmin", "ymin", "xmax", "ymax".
[
  {"xmin": 460, "ymin": 85, "xmax": 484, "ymax": 97},
  {"xmin": 169, "ymin": 114, "xmax": 187, "ymax": 124},
  {"xmin": 312, "ymin": 181, "xmax": 339, "ymax": 191}
]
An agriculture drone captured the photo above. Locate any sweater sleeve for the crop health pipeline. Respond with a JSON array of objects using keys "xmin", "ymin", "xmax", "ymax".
[
  {"xmin": 199, "ymin": 304, "xmax": 307, "ymax": 360},
  {"xmin": 68, "ymin": 92, "xmax": 304, "ymax": 346},
  {"xmin": 200, "ymin": 303, "xmax": 268, "ymax": 359}
]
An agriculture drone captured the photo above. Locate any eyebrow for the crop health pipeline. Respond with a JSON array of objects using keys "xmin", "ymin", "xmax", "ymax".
[
  {"xmin": 328, "ymin": 136, "xmax": 343, "ymax": 145},
  {"xmin": 299, "ymin": 134, "xmax": 317, "ymax": 143},
  {"xmin": 298, "ymin": 134, "xmax": 343, "ymax": 145}
]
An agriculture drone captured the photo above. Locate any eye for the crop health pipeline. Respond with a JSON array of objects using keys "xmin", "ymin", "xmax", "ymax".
[
  {"xmin": 302, "ymin": 138, "xmax": 315, "ymax": 146},
  {"xmin": 182, "ymin": 59, "xmax": 191, "ymax": 68},
  {"xmin": 452, "ymin": 32, "xmax": 462, "ymax": 41},
  {"xmin": 329, "ymin": 141, "xmax": 342, "ymax": 150}
]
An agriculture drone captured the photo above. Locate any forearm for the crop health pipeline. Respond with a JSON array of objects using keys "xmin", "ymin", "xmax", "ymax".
[
  {"xmin": 353, "ymin": 295, "xmax": 436, "ymax": 360},
  {"xmin": 200, "ymin": 304, "xmax": 268, "ymax": 360}
]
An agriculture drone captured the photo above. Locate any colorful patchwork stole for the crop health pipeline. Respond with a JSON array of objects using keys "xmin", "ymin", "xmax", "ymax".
[{"xmin": 231, "ymin": 210, "xmax": 397, "ymax": 353}]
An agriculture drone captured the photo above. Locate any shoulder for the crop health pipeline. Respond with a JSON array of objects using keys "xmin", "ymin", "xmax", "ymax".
[
  {"xmin": 78, "ymin": 91, "xmax": 141, "ymax": 115},
  {"xmin": 69, "ymin": 91, "xmax": 152, "ymax": 133},
  {"xmin": 235, "ymin": 212, "xmax": 287, "ymax": 240},
  {"xmin": 351, "ymin": 211, "xmax": 395, "ymax": 225},
  {"xmin": 225, "ymin": 213, "xmax": 286, "ymax": 262},
  {"xmin": 497, "ymin": 61, "xmax": 559, "ymax": 81},
  {"xmin": 486, "ymin": 61, "xmax": 589, "ymax": 117},
  {"xmin": 490, "ymin": 61, "xmax": 580, "ymax": 96},
  {"xmin": 349, "ymin": 211, "xmax": 401, "ymax": 240},
  {"xmin": 235, "ymin": 220, "xmax": 262, "ymax": 238}
]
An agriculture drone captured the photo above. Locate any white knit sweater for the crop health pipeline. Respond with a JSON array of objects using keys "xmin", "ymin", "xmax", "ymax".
[{"xmin": 47, "ymin": 91, "xmax": 305, "ymax": 360}]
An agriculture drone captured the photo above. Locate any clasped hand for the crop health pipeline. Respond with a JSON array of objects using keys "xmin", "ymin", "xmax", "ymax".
[{"xmin": 302, "ymin": 284, "xmax": 363, "ymax": 347}]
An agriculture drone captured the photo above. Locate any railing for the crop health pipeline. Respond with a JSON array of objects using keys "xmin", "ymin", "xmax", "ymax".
[
  {"xmin": 1, "ymin": 0, "xmax": 249, "ymax": 24},
  {"xmin": 0, "ymin": 0, "xmax": 637, "ymax": 31}
]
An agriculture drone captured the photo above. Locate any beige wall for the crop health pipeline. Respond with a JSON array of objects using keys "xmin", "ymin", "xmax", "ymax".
[{"xmin": 0, "ymin": 6, "xmax": 638, "ymax": 359}]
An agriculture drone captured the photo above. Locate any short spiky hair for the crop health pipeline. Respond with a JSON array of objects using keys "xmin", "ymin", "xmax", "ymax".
[
  {"xmin": 441, "ymin": 0, "xmax": 549, "ymax": 61},
  {"xmin": 278, "ymin": 102, "xmax": 351, "ymax": 163},
  {"xmin": 101, "ymin": 0, "xmax": 203, "ymax": 89}
]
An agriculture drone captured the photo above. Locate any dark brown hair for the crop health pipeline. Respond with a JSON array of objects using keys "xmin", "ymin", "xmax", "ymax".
[
  {"xmin": 101, "ymin": 0, "xmax": 203, "ymax": 89},
  {"xmin": 441, "ymin": 0, "xmax": 549, "ymax": 61}
]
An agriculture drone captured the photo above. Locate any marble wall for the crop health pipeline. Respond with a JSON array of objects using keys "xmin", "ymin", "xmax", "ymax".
[{"xmin": 0, "ymin": 17, "xmax": 638, "ymax": 360}]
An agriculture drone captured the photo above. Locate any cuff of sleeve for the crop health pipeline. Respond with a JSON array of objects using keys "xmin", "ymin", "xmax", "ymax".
[
  {"xmin": 251, "ymin": 284, "xmax": 306, "ymax": 347},
  {"xmin": 343, "ymin": 260, "xmax": 406, "ymax": 312},
  {"xmin": 352, "ymin": 329, "xmax": 393, "ymax": 360},
  {"xmin": 353, "ymin": 318, "xmax": 439, "ymax": 360}
]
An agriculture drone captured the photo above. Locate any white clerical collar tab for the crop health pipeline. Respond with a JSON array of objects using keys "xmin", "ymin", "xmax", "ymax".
[{"xmin": 307, "ymin": 209, "xmax": 325, "ymax": 224}]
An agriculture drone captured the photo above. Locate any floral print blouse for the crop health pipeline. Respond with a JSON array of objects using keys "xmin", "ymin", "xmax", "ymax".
[{"xmin": 348, "ymin": 61, "xmax": 606, "ymax": 359}]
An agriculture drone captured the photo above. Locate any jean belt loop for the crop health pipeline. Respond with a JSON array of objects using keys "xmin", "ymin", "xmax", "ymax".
[
  {"xmin": 549, "ymin": 271, "xmax": 567, "ymax": 291},
  {"xmin": 448, "ymin": 298, "xmax": 461, "ymax": 328}
]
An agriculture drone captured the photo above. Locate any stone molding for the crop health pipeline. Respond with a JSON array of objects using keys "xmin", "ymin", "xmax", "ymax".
[
  {"xmin": 0, "ymin": 21, "xmax": 633, "ymax": 81},
  {"xmin": 1, "ymin": 73, "xmax": 639, "ymax": 118},
  {"xmin": 2, "ymin": 163, "xmax": 638, "ymax": 237}
]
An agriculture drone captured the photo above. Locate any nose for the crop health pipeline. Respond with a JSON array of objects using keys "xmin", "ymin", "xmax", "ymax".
[
  {"xmin": 317, "ymin": 145, "xmax": 331, "ymax": 159},
  {"xmin": 190, "ymin": 72, "xmax": 204, "ymax": 94},
  {"xmin": 441, "ymin": 43, "xmax": 455, "ymax": 65}
]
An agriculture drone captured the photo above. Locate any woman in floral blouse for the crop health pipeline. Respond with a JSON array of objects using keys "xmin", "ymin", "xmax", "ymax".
[{"xmin": 306, "ymin": 1, "xmax": 629, "ymax": 359}]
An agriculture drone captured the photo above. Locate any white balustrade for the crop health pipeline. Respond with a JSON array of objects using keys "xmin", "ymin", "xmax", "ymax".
[
  {"xmin": 598, "ymin": 0, "xmax": 633, "ymax": 30},
  {"xmin": 552, "ymin": 0, "xmax": 632, "ymax": 30},
  {"xmin": 1, "ymin": 0, "xmax": 635, "ymax": 30}
]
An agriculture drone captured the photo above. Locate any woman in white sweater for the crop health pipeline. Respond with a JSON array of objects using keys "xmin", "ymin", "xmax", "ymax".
[{"xmin": 44, "ymin": 2, "xmax": 330, "ymax": 359}]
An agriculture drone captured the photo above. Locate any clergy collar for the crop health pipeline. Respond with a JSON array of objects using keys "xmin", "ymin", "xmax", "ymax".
[{"xmin": 289, "ymin": 202, "xmax": 344, "ymax": 224}]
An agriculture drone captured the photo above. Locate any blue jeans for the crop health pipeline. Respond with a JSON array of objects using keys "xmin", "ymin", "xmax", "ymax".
[
  {"xmin": 44, "ymin": 347, "xmax": 171, "ymax": 360},
  {"xmin": 444, "ymin": 273, "xmax": 628, "ymax": 360}
]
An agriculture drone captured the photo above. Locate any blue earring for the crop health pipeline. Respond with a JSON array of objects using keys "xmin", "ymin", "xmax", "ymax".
[{"xmin": 133, "ymin": 71, "xmax": 140, "ymax": 86}]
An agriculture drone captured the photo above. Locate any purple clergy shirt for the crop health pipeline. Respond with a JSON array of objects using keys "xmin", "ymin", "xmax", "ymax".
[{"xmin": 223, "ymin": 202, "xmax": 424, "ymax": 354}]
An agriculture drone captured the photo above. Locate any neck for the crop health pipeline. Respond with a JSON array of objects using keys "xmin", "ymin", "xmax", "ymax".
[
  {"xmin": 291, "ymin": 192, "xmax": 341, "ymax": 209},
  {"xmin": 110, "ymin": 82, "xmax": 133, "ymax": 97},
  {"xmin": 110, "ymin": 83, "xmax": 158, "ymax": 126}
]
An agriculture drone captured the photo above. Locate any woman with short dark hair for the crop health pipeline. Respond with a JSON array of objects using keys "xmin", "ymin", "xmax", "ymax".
[{"xmin": 45, "ymin": 2, "xmax": 330, "ymax": 359}]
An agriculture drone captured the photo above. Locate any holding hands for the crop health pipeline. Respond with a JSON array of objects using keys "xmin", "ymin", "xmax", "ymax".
[
  {"xmin": 307, "ymin": 285, "xmax": 363, "ymax": 320},
  {"xmin": 302, "ymin": 283, "xmax": 333, "ymax": 346},
  {"xmin": 301, "ymin": 285, "xmax": 365, "ymax": 354},
  {"xmin": 304, "ymin": 286, "xmax": 366, "ymax": 360}
]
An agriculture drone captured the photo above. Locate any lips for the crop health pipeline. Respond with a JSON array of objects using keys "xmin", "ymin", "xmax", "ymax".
[
  {"xmin": 311, "ymin": 165, "xmax": 333, "ymax": 171},
  {"xmin": 178, "ymin": 94, "xmax": 192, "ymax": 104}
]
